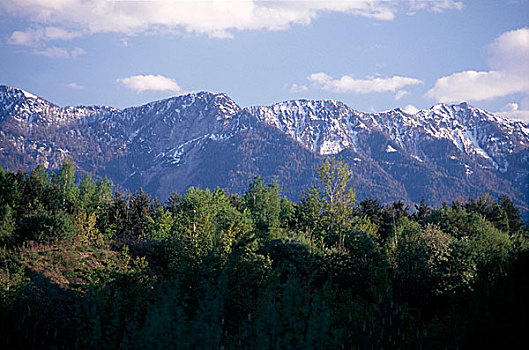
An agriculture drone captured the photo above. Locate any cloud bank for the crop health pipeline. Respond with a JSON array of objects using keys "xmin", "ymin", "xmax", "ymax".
[
  {"xmin": 289, "ymin": 83, "xmax": 309, "ymax": 93},
  {"xmin": 33, "ymin": 46, "xmax": 85, "ymax": 59},
  {"xmin": 8, "ymin": 27, "xmax": 81, "ymax": 47},
  {"xmin": 496, "ymin": 102, "xmax": 529, "ymax": 123},
  {"xmin": 308, "ymin": 72, "xmax": 423, "ymax": 94},
  {"xmin": 408, "ymin": 0, "xmax": 463, "ymax": 13},
  {"xmin": 426, "ymin": 27, "xmax": 529, "ymax": 103},
  {"xmin": 117, "ymin": 75, "xmax": 182, "ymax": 93},
  {"xmin": 1, "ymin": 0, "xmax": 463, "ymax": 43}
]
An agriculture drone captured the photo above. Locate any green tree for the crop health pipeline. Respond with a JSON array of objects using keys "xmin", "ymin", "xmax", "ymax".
[
  {"xmin": 78, "ymin": 173, "xmax": 97, "ymax": 212},
  {"xmin": 0, "ymin": 205, "xmax": 16, "ymax": 245},
  {"xmin": 413, "ymin": 198, "xmax": 431, "ymax": 221},
  {"xmin": 16, "ymin": 210, "xmax": 76, "ymax": 243},
  {"xmin": 16, "ymin": 169, "xmax": 45, "ymax": 216},
  {"xmin": 498, "ymin": 195, "xmax": 523, "ymax": 234},
  {"xmin": 299, "ymin": 157, "xmax": 356, "ymax": 248},
  {"xmin": 387, "ymin": 217, "xmax": 430, "ymax": 303},
  {"xmin": 128, "ymin": 189, "xmax": 153, "ymax": 238},
  {"xmin": 243, "ymin": 177, "xmax": 281, "ymax": 237},
  {"xmin": 422, "ymin": 224, "xmax": 453, "ymax": 295},
  {"xmin": 297, "ymin": 184, "xmax": 325, "ymax": 241},
  {"xmin": 148, "ymin": 205, "xmax": 174, "ymax": 241},
  {"xmin": 0, "ymin": 167, "xmax": 18, "ymax": 245},
  {"xmin": 465, "ymin": 194, "xmax": 509, "ymax": 232},
  {"xmin": 57, "ymin": 157, "xmax": 78, "ymax": 208}
]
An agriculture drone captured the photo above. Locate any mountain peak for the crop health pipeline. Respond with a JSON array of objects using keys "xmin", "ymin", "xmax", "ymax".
[
  {"xmin": 1, "ymin": 84, "xmax": 528, "ymax": 217},
  {"xmin": 1, "ymin": 85, "xmax": 44, "ymax": 98},
  {"xmin": 0, "ymin": 85, "xmax": 43, "ymax": 103}
]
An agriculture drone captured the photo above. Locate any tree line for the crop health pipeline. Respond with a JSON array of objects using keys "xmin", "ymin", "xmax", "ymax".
[{"xmin": 0, "ymin": 157, "xmax": 528, "ymax": 348}]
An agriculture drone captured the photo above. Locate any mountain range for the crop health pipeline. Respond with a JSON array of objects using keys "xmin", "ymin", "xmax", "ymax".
[{"xmin": 1, "ymin": 85, "xmax": 528, "ymax": 216}]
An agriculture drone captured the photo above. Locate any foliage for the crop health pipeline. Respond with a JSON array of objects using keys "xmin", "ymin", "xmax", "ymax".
[
  {"xmin": 299, "ymin": 156, "xmax": 356, "ymax": 248},
  {"xmin": 0, "ymin": 159, "xmax": 527, "ymax": 348}
]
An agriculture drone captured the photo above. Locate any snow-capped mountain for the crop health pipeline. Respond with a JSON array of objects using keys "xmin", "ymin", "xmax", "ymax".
[
  {"xmin": 373, "ymin": 103, "xmax": 529, "ymax": 173},
  {"xmin": 0, "ymin": 85, "xmax": 117, "ymax": 127},
  {"xmin": 1, "ymin": 85, "xmax": 527, "ymax": 215},
  {"xmin": 250, "ymin": 99, "xmax": 529, "ymax": 173},
  {"xmin": 248, "ymin": 99, "xmax": 368, "ymax": 155}
]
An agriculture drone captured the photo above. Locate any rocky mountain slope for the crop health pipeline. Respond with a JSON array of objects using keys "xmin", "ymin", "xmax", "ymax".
[{"xmin": 1, "ymin": 85, "xmax": 528, "ymax": 215}]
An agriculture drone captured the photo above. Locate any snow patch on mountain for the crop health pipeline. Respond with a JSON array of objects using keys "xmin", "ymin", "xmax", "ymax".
[
  {"xmin": 1, "ymin": 84, "xmax": 528, "ymax": 183},
  {"xmin": 21, "ymin": 90, "xmax": 37, "ymax": 99},
  {"xmin": 386, "ymin": 145, "xmax": 398, "ymax": 153}
]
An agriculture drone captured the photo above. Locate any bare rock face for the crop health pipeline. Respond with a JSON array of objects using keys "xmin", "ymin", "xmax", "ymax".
[{"xmin": 1, "ymin": 85, "xmax": 528, "ymax": 216}]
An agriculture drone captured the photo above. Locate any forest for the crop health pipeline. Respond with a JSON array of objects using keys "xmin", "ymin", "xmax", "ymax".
[{"xmin": 0, "ymin": 157, "xmax": 528, "ymax": 349}]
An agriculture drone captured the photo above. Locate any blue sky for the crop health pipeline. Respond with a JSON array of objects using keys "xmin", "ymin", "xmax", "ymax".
[{"xmin": 1, "ymin": 1, "xmax": 528, "ymax": 121}]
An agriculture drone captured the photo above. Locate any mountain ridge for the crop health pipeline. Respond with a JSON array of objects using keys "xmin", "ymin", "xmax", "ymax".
[{"xmin": 1, "ymin": 84, "xmax": 528, "ymax": 217}]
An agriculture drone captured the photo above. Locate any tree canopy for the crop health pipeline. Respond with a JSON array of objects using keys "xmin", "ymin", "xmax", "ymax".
[{"xmin": 0, "ymin": 158, "xmax": 528, "ymax": 349}]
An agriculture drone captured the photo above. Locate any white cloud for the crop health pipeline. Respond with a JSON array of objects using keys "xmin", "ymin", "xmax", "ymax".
[
  {"xmin": 33, "ymin": 46, "xmax": 85, "ymax": 59},
  {"xmin": 426, "ymin": 70, "xmax": 529, "ymax": 102},
  {"xmin": 394, "ymin": 89, "xmax": 409, "ymax": 101},
  {"xmin": 8, "ymin": 27, "xmax": 81, "ymax": 47},
  {"xmin": 7, "ymin": 26, "xmax": 84, "ymax": 58},
  {"xmin": 1, "ymin": 1, "xmax": 463, "ymax": 41},
  {"xmin": 496, "ymin": 102, "xmax": 529, "ymax": 123},
  {"xmin": 289, "ymin": 83, "xmax": 308, "ymax": 93},
  {"xmin": 34, "ymin": 46, "xmax": 70, "ymax": 58},
  {"xmin": 308, "ymin": 72, "xmax": 423, "ymax": 94},
  {"xmin": 502, "ymin": 102, "xmax": 519, "ymax": 112},
  {"xmin": 409, "ymin": 0, "xmax": 463, "ymax": 14},
  {"xmin": 8, "ymin": 29, "xmax": 41, "ymax": 47},
  {"xmin": 402, "ymin": 104, "xmax": 420, "ymax": 114},
  {"xmin": 117, "ymin": 74, "xmax": 181, "ymax": 93},
  {"xmin": 427, "ymin": 27, "xmax": 529, "ymax": 103},
  {"xmin": 70, "ymin": 47, "xmax": 86, "ymax": 57},
  {"xmin": 66, "ymin": 82, "xmax": 84, "ymax": 89},
  {"xmin": 44, "ymin": 27, "xmax": 81, "ymax": 41},
  {"xmin": 488, "ymin": 27, "xmax": 529, "ymax": 73},
  {"xmin": 430, "ymin": 1, "xmax": 463, "ymax": 13},
  {"xmin": 496, "ymin": 110, "xmax": 529, "ymax": 123}
]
